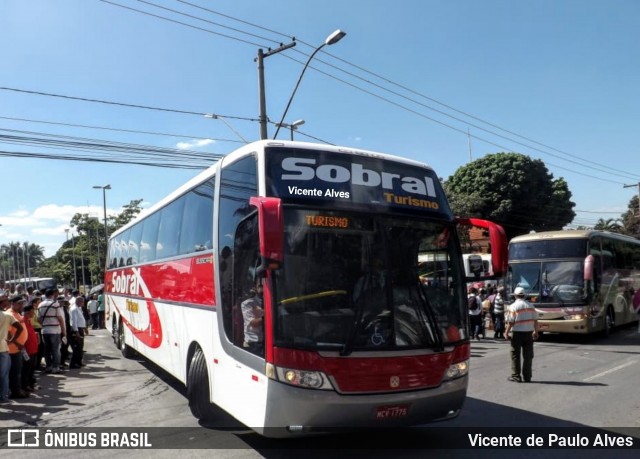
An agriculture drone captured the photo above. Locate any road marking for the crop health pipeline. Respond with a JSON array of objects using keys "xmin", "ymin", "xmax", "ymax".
[{"xmin": 582, "ymin": 360, "xmax": 637, "ymax": 382}]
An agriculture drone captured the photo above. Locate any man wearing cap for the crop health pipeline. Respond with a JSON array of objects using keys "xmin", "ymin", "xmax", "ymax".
[
  {"xmin": 1, "ymin": 294, "xmax": 24, "ymax": 403},
  {"xmin": 505, "ymin": 287, "xmax": 539, "ymax": 383},
  {"xmin": 38, "ymin": 289, "xmax": 66, "ymax": 374},
  {"xmin": 7, "ymin": 294, "xmax": 29, "ymax": 398}
]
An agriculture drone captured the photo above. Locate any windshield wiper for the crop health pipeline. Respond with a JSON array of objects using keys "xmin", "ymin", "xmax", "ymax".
[
  {"xmin": 340, "ymin": 274, "xmax": 370, "ymax": 356},
  {"xmin": 416, "ymin": 280, "xmax": 444, "ymax": 351}
]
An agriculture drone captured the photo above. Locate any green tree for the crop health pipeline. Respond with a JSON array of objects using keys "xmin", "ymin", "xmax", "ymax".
[
  {"xmin": 444, "ymin": 152, "xmax": 576, "ymax": 241},
  {"xmin": 593, "ymin": 218, "xmax": 623, "ymax": 233},
  {"xmin": 36, "ymin": 199, "xmax": 145, "ymax": 288},
  {"xmin": 0, "ymin": 241, "xmax": 45, "ymax": 282},
  {"xmin": 620, "ymin": 195, "xmax": 640, "ymax": 238}
]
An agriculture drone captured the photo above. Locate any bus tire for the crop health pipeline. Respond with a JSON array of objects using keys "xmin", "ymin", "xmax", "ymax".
[
  {"xmin": 603, "ymin": 307, "xmax": 615, "ymax": 337},
  {"xmin": 118, "ymin": 322, "xmax": 136, "ymax": 359},
  {"xmin": 187, "ymin": 348, "xmax": 218, "ymax": 422}
]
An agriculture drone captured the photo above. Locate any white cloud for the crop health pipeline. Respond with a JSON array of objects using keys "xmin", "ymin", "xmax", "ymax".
[{"xmin": 176, "ymin": 139, "xmax": 215, "ymax": 150}]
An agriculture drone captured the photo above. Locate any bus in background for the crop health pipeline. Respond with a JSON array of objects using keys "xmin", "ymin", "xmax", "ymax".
[
  {"xmin": 507, "ymin": 230, "xmax": 640, "ymax": 336},
  {"xmin": 463, "ymin": 253, "xmax": 493, "ymax": 279},
  {"xmin": 3, "ymin": 277, "xmax": 56, "ymax": 292},
  {"xmin": 104, "ymin": 140, "xmax": 507, "ymax": 436}
]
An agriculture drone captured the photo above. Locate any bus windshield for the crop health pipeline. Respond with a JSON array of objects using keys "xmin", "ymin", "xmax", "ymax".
[
  {"xmin": 273, "ymin": 209, "xmax": 465, "ymax": 352},
  {"xmin": 508, "ymin": 261, "xmax": 585, "ymax": 304}
]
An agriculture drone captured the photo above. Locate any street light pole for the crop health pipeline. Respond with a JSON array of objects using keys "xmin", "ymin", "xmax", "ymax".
[
  {"xmin": 273, "ymin": 29, "xmax": 346, "ymax": 140},
  {"xmin": 65, "ymin": 228, "xmax": 77, "ymax": 290},
  {"xmin": 256, "ymin": 41, "xmax": 297, "ymax": 140},
  {"xmin": 93, "ymin": 184, "xmax": 111, "ymax": 270}
]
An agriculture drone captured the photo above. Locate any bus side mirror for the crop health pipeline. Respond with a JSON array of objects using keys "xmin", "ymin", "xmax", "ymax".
[
  {"xmin": 456, "ymin": 217, "xmax": 508, "ymax": 278},
  {"xmin": 584, "ymin": 255, "xmax": 594, "ymax": 281},
  {"xmin": 249, "ymin": 197, "xmax": 284, "ymax": 275}
]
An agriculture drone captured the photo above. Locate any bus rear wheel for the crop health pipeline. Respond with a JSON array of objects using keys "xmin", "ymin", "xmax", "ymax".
[
  {"xmin": 187, "ymin": 347, "xmax": 218, "ymax": 422},
  {"xmin": 118, "ymin": 322, "xmax": 136, "ymax": 358},
  {"xmin": 603, "ymin": 307, "xmax": 615, "ymax": 337}
]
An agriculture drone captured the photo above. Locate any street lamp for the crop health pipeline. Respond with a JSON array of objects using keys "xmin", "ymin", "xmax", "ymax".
[
  {"xmin": 93, "ymin": 184, "xmax": 111, "ymax": 266},
  {"xmin": 65, "ymin": 228, "xmax": 78, "ymax": 290},
  {"xmin": 276, "ymin": 119, "xmax": 305, "ymax": 141},
  {"xmin": 273, "ymin": 29, "xmax": 346, "ymax": 140}
]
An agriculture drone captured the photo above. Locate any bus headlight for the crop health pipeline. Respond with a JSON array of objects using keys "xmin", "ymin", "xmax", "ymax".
[
  {"xmin": 445, "ymin": 360, "xmax": 469, "ymax": 380},
  {"xmin": 275, "ymin": 367, "xmax": 334, "ymax": 390},
  {"xmin": 563, "ymin": 314, "xmax": 587, "ymax": 321}
]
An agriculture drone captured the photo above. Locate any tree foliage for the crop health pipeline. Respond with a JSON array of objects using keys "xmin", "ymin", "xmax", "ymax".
[
  {"xmin": 444, "ymin": 152, "xmax": 576, "ymax": 241},
  {"xmin": 620, "ymin": 195, "xmax": 640, "ymax": 238},
  {"xmin": 2, "ymin": 199, "xmax": 145, "ymax": 290}
]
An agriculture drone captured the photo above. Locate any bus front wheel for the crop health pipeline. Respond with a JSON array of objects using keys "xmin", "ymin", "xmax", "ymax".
[{"xmin": 187, "ymin": 347, "xmax": 218, "ymax": 422}]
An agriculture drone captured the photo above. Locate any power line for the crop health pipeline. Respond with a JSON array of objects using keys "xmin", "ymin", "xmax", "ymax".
[
  {"xmin": 99, "ymin": 0, "xmax": 269, "ymax": 48},
  {"xmin": 152, "ymin": 2, "xmax": 640, "ymax": 183},
  {"xmin": 0, "ymin": 115, "xmax": 243, "ymax": 143},
  {"xmin": 0, "ymin": 86, "xmax": 256, "ymax": 121}
]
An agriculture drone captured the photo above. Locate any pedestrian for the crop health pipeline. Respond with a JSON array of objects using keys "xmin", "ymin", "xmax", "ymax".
[
  {"xmin": 21, "ymin": 301, "xmax": 40, "ymax": 392},
  {"xmin": 505, "ymin": 287, "xmax": 539, "ymax": 383},
  {"xmin": 493, "ymin": 286, "xmax": 507, "ymax": 339},
  {"xmin": 38, "ymin": 289, "xmax": 66, "ymax": 374},
  {"xmin": 1, "ymin": 294, "xmax": 24, "ymax": 403},
  {"xmin": 59, "ymin": 298, "xmax": 71, "ymax": 368},
  {"xmin": 88, "ymin": 294, "xmax": 99, "ymax": 330},
  {"xmin": 69, "ymin": 296, "xmax": 86, "ymax": 368},
  {"xmin": 467, "ymin": 287, "xmax": 483, "ymax": 340},
  {"xmin": 7, "ymin": 295, "xmax": 29, "ymax": 398},
  {"xmin": 97, "ymin": 292, "xmax": 105, "ymax": 329}
]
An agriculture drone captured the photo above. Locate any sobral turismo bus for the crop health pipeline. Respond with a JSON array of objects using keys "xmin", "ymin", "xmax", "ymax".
[
  {"xmin": 104, "ymin": 140, "xmax": 507, "ymax": 436},
  {"xmin": 507, "ymin": 230, "xmax": 640, "ymax": 335}
]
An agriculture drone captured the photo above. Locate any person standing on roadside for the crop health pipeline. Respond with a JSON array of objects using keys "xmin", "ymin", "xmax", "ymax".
[
  {"xmin": 69, "ymin": 296, "xmax": 86, "ymax": 368},
  {"xmin": 88, "ymin": 294, "xmax": 99, "ymax": 330},
  {"xmin": 7, "ymin": 295, "xmax": 29, "ymax": 399},
  {"xmin": 1, "ymin": 294, "xmax": 24, "ymax": 403},
  {"xmin": 505, "ymin": 287, "xmax": 539, "ymax": 383},
  {"xmin": 38, "ymin": 289, "xmax": 66, "ymax": 374},
  {"xmin": 97, "ymin": 292, "xmax": 105, "ymax": 329}
]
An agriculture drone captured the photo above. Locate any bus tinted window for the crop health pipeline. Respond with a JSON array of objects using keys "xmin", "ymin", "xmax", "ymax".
[
  {"xmin": 140, "ymin": 212, "xmax": 160, "ymax": 263},
  {"xmin": 118, "ymin": 229, "xmax": 130, "ymax": 267},
  {"xmin": 509, "ymin": 239, "xmax": 587, "ymax": 260},
  {"xmin": 157, "ymin": 198, "xmax": 185, "ymax": 259},
  {"xmin": 180, "ymin": 179, "xmax": 215, "ymax": 254},
  {"xmin": 128, "ymin": 223, "xmax": 142, "ymax": 265}
]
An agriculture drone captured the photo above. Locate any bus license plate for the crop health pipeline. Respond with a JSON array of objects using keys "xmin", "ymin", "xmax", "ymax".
[
  {"xmin": 375, "ymin": 404, "xmax": 409, "ymax": 420},
  {"xmin": 539, "ymin": 324, "xmax": 549, "ymax": 330}
]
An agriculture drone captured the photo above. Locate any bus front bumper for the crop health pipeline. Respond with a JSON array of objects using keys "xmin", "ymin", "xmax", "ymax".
[{"xmin": 256, "ymin": 375, "xmax": 467, "ymax": 437}]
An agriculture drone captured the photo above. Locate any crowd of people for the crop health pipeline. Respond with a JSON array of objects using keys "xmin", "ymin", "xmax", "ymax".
[{"xmin": 0, "ymin": 283, "xmax": 105, "ymax": 404}]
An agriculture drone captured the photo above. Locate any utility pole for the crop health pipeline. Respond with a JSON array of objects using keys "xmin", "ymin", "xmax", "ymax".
[
  {"xmin": 256, "ymin": 41, "xmax": 296, "ymax": 140},
  {"xmin": 623, "ymin": 182, "xmax": 640, "ymax": 217}
]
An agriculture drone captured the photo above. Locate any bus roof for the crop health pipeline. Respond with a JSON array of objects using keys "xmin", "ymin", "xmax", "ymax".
[{"xmin": 510, "ymin": 229, "xmax": 640, "ymax": 244}]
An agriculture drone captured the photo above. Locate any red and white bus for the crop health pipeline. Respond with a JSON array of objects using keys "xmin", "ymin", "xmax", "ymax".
[{"xmin": 104, "ymin": 140, "xmax": 507, "ymax": 436}]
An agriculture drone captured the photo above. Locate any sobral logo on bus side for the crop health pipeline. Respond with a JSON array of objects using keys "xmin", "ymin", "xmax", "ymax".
[{"xmin": 266, "ymin": 147, "xmax": 451, "ymax": 215}]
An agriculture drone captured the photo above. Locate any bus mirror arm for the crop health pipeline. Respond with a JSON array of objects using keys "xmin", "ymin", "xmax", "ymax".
[
  {"xmin": 455, "ymin": 217, "xmax": 508, "ymax": 277},
  {"xmin": 255, "ymin": 256, "xmax": 281, "ymax": 277}
]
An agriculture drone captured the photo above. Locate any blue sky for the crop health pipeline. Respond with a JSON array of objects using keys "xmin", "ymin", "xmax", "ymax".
[{"xmin": 1, "ymin": 0, "xmax": 639, "ymax": 257}]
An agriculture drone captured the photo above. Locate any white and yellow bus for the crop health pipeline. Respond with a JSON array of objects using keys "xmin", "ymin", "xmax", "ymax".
[{"xmin": 508, "ymin": 230, "xmax": 640, "ymax": 335}]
